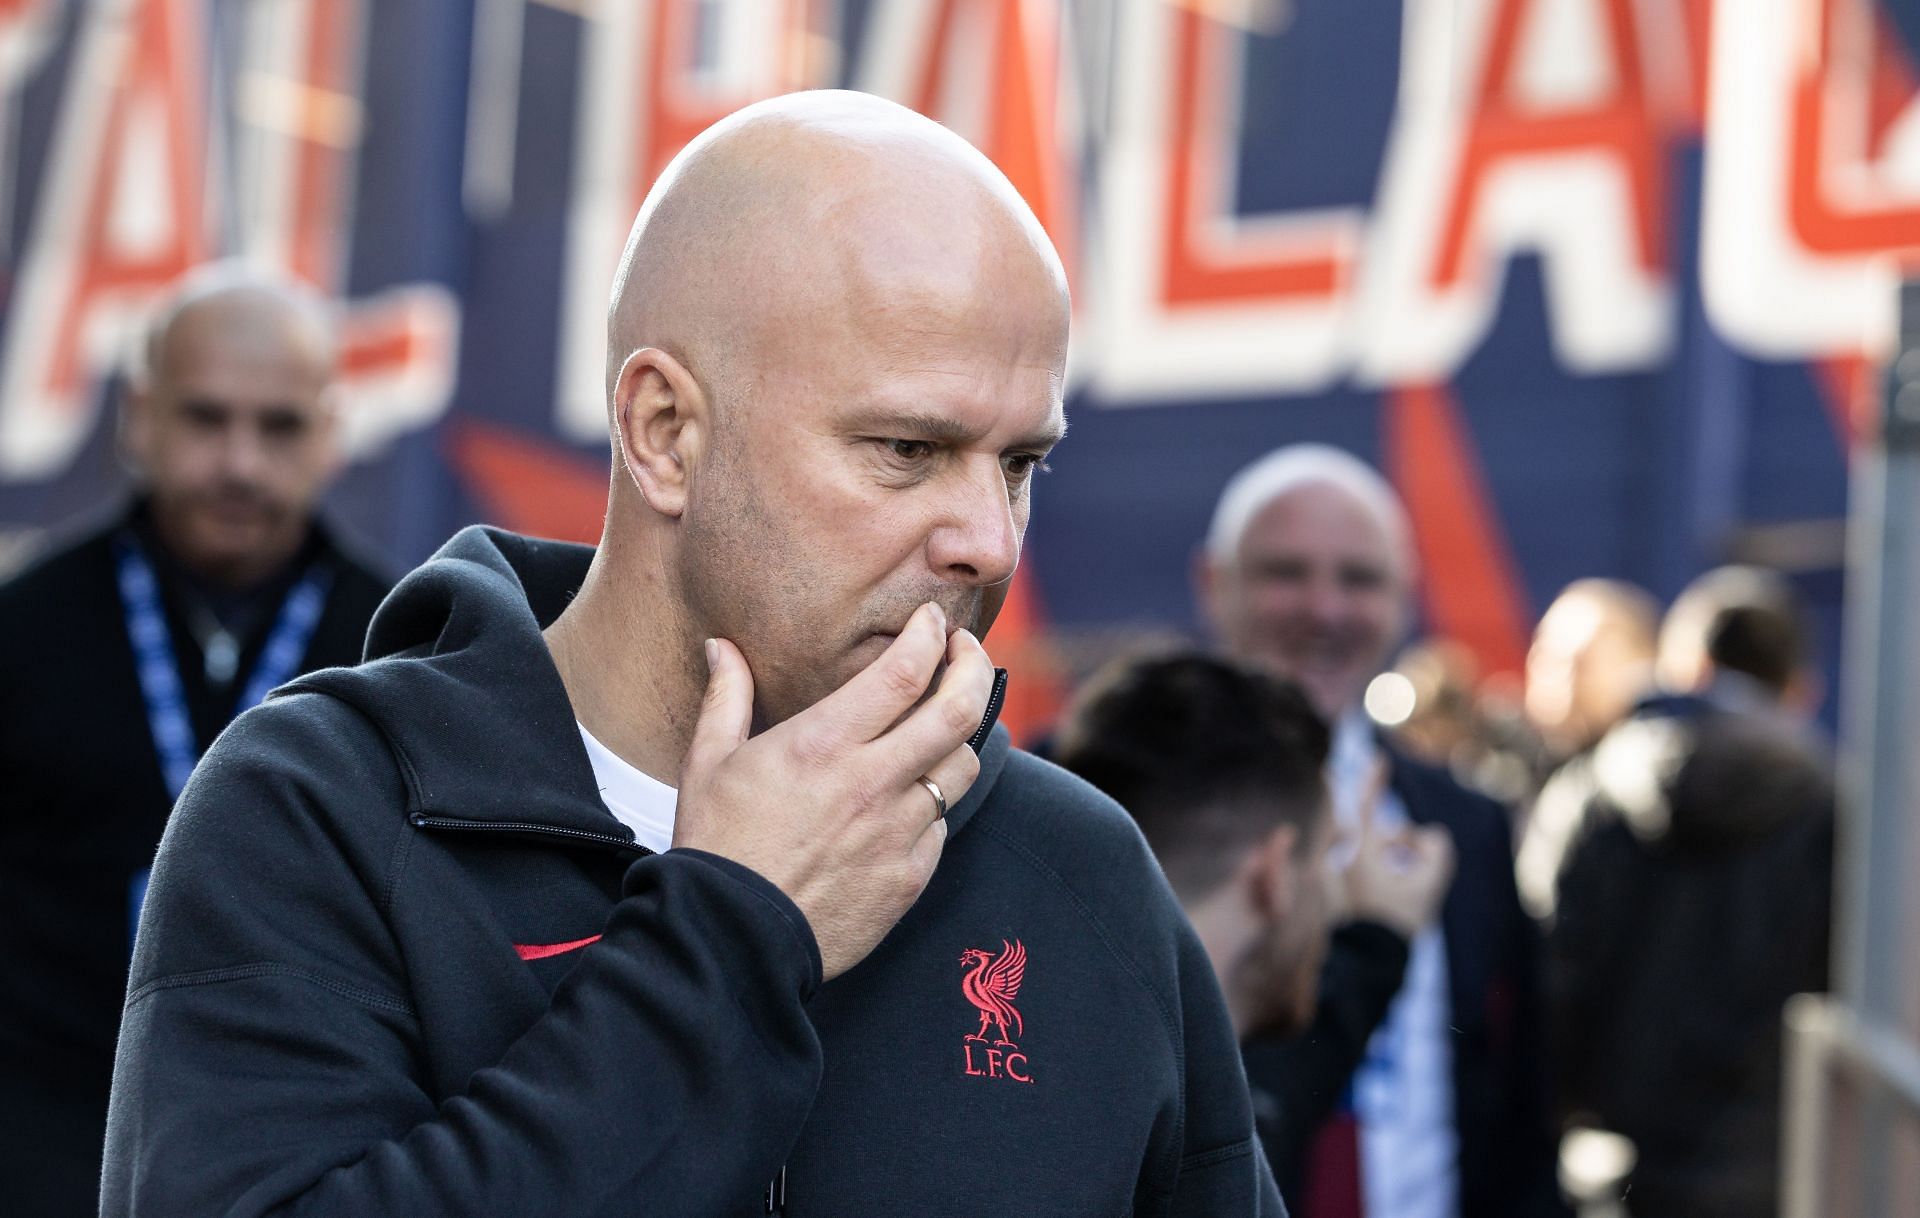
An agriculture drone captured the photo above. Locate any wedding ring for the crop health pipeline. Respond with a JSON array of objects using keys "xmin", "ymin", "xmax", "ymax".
[{"xmin": 918, "ymin": 776, "xmax": 947, "ymax": 821}]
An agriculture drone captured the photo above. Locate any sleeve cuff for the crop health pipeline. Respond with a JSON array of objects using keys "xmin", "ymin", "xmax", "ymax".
[{"xmin": 663, "ymin": 848, "xmax": 825, "ymax": 995}]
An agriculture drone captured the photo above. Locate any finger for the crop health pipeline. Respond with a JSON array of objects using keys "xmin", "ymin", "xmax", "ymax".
[
  {"xmin": 1356, "ymin": 757, "xmax": 1390, "ymax": 841},
  {"xmin": 1420, "ymin": 826, "xmax": 1458, "ymax": 878},
  {"xmin": 871, "ymin": 628, "xmax": 995, "ymax": 782},
  {"xmin": 799, "ymin": 601, "xmax": 949, "ymax": 747},
  {"xmin": 1374, "ymin": 823, "xmax": 1414, "ymax": 855},
  {"xmin": 908, "ymin": 814, "xmax": 949, "ymax": 885},
  {"xmin": 681, "ymin": 637, "xmax": 755, "ymax": 785},
  {"xmin": 918, "ymin": 740, "xmax": 984, "ymax": 821}
]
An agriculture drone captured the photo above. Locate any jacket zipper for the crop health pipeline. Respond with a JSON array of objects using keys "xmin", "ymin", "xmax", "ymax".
[
  {"xmin": 408, "ymin": 812, "xmax": 646, "ymax": 854},
  {"xmin": 968, "ymin": 668, "xmax": 1009, "ymax": 754}
]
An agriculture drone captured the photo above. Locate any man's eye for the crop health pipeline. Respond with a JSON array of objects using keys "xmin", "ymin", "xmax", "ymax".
[
  {"xmin": 884, "ymin": 439, "xmax": 936, "ymax": 462},
  {"xmin": 180, "ymin": 402, "xmax": 226, "ymax": 430},
  {"xmin": 260, "ymin": 412, "xmax": 309, "ymax": 441},
  {"xmin": 1003, "ymin": 453, "xmax": 1051, "ymax": 482}
]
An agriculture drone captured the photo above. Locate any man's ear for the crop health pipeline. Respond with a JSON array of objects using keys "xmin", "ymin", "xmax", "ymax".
[
  {"xmin": 1193, "ymin": 549, "xmax": 1226, "ymax": 641},
  {"xmin": 1782, "ymin": 666, "xmax": 1826, "ymax": 724},
  {"xmin": 119, "ymin": 386, "xmax": 154, "ymax": 474},
  {"xmin": 610, "ymin": 347, "xmax": 707, "ymax": 518},
  {"xmin": 314, "ymin": 385, "xmax": 347, "ymax": 478},
  {"xmin": 1247, "ymin": 822, "xmax": 1300, "ymax": 922}
]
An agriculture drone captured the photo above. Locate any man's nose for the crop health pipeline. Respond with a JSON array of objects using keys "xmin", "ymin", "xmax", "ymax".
[
  {"xmin": 218, "ymin": 422, "xmax": 269, "ymax": 483},
  {"xmin": 1303, "ymin": 574, "xmax": 1347, "ymax": 623},
  {"xmin": 927, "ymin": 463, "xmax": 1021, "ymax": 588}
]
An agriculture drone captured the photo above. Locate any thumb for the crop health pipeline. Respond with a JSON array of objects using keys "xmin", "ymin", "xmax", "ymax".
[
  {"xmin": 1356, "ymin": 757, "xmax": 1389, "ymax": 842},
  {"xmin": 683, "ymin": 637, "xmax": 754, "ymax": 784},
  {"xmin": 1411, "ymin": 825, "xmax": 1456, "ymax": 878}
]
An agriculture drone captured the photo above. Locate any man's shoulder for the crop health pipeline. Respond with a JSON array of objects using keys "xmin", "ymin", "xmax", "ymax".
[
  {"xmin": 0, "ymin": 516, "xmax": 118, "ymax": 619},
  {"xmin": 972, "ymin": 748, "xmax": 1188, "ymax": 945},
  {"xmin": 183, "ymin": 687, "xmax": 409, "ymax": 838},
  {"xmin": 311, "ymin": 519, "xmax": 397, "ymax": 622},
  {"xmin": 985, "ymin": 747, "xmax": 1160, "ymax": 863},
  {"xmin": 1389, "ymin": 745, "xmax": 1513, "ymax": 843}
]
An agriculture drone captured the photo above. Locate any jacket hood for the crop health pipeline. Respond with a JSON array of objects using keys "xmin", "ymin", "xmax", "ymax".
[
  {"xmin": 1589, "ymin": 695, "xmax": 1832, "ymax": 851},
  {"xmin": 281, "ymin": 525, "xmax": 1011, "ymax": 842}
]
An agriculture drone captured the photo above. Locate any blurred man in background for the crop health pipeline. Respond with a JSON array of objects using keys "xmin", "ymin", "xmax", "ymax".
[
  {"xmin": 1544, "ymin": 565, "xmax": 1833, "ymax": 1217},
  {"xmin": 1525, "ymin": 580, "xmax": 1660, "ymax": 764},
  {"xmin": 1055, "ymin": 651, "xmax": 1453, "ymax": 1211},
  {"xmin": 1654, "ymin": 564, "xmax": 1823, "ymax": 721},
  {"xmin": 0, "ymin": 264, "xmax": 389, "ymax": 1216},
  {"xmin": 1516, "ymin": 579, "xmax": 1659, "ymax": 919},
  {"xmin": 1198, "ymin": 443, "xmax": 1563, "ymax": 1218}
]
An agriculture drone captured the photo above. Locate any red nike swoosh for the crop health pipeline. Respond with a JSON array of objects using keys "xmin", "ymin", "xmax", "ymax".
[{"xmin": 512, "ymin": 934, "xmax": 602, "ymax": 961}]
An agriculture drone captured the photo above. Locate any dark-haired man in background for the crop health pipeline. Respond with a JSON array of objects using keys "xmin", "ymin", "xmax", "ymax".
[
  {"xmin": 0, "ymin": 264, "xmax": 390, "ymax": 1215},
  {"xmin": 1544, "ymin": 565, "xmax": 1833, "ymax": 1217},
  {"xmin": 1055, "ymin": 652, "xmax": 1453, "ymax": 1210}
]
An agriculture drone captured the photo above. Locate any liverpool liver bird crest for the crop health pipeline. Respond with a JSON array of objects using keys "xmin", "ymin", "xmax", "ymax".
[{"xmin": 960, "ymin": 939, "xmax": 1026, "ymax": 1047}]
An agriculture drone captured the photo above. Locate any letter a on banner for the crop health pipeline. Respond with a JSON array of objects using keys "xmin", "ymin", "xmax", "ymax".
[
  {"xmin": 1702, "ymin": 0, "xmax": 1920, "ymax": 359},
  {"xmin": 0, "ymin": 0, "xmax": 209, "ymax": 478},
  {"xmin": 1358, "ymin": 0, "xmax": 1671, "ymax": 385}
]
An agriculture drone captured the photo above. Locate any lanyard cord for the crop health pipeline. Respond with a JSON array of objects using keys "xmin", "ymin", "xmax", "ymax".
[{"xmin": 114, "ymin": 532, "xmax": 334, "ymax": 799}]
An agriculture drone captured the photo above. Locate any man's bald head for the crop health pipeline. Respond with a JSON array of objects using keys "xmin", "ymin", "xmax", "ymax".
[
  {"xmin": 604, "ymin": 90, "xmax": 1067, "ymax": 428},
  {"xmin": 143, "ymin": 263, "xmax": 336, "ymax": 390},
  {"xmin": 126, "ymin": 263, "xmax": 342, "ymax": 587},
  {"xmin": 1525, "ymin": 578, "xmax": 1659, "ymax": 753},
  {"xmin": 584, "ymin": 90, "xmax": 1070, "ymax": 732}
]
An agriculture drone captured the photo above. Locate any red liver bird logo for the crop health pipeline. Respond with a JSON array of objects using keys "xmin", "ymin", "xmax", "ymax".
[{"xmin": 960, "ymin": 939, "xmax": 1026, "ymax": 1048}]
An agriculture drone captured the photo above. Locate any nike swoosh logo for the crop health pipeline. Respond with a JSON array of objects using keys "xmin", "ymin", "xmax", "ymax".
[{"xmin": 513, "ymin": 934, "xmax": 602, "ymax": 961}]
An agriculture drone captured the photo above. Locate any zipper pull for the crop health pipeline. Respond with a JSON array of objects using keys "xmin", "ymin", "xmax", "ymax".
[{"xmin": 763, "ymin": 1164, "xmax": 786, "ymax": 1215}]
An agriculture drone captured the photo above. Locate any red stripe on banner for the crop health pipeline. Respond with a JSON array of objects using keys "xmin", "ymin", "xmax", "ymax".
[
  {"xmin": 1383, "ymin": 383, "xmax": 1531, "ymax": 680},
  {"xmin": 446, "ymin": 420, "xmax": 609, "ymax": 544},
  {"xmin": 513, "ymin": 935, "xmax": 602, "ymax": 961},
  {"xmin": 985, "ymin": 560, "xmax": 1067, "ymax": 747},
  {"xmin": 1812, "ymin": 352, "xmax": 1875, "ymax": 450}
]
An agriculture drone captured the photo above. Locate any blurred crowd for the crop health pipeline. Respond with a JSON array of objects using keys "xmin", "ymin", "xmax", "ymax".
[
  {"xmin": 0, "ymin": 265, "xmax": 1836, "ymax": 1218},
  {"xmin": 1050, "ymin": 453, "xmax": 1835, "ymax": 1218}
]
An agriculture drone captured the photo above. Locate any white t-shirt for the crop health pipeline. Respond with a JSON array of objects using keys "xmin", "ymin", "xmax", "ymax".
[
  {"xmin": 577, "ymin": 722, "xmax": 677, "ymax": 854},
  {"xmin": 1332, "ymin": 710, "xmax": 1461, "ymax": 1218}
]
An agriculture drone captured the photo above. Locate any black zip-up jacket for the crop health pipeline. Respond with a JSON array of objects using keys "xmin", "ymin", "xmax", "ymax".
[{"xmin": 103, "ymin": 526, "xmax": 1283, "ymax": 1216}]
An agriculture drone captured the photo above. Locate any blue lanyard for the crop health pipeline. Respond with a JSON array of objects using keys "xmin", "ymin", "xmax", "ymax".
[{"xmin": 114, "ymin": 533, "xmax": 334, "ymax": 799}]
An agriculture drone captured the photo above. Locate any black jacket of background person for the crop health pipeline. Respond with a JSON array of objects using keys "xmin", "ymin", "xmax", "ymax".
[
  {"xmin": 0, "ymin": 501, "xmax": 389, "ymax": 1218},
  {"xmin": 1244, "ymin": 919, "xmax": 1410, "ymax": 1205},
  {"xmin": 101, "ymin": 526, "xmax": 1284, "ymax": 1217},
  {"xmin": 1549, "ymin": 694, "xmax": 1834, "ymax": 1218},
  {"xmin": 1393, "ymin": 750, "xmax": 1564, "ymax": 1217},
  {"xmin": 1256, "ymin": 746, "xmax": 1565, "ymax": 1218}
]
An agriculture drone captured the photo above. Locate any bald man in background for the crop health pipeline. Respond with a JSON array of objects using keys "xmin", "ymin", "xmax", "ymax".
[
  {"xmin": 0, "ymin": 265, "xmax": 390, "ymax": 1216},
  {"xmin": 1198, "ymin": 444, "xmax": 1563, "ymax": 1218},
  {"xmin": 102, "ymin": 93, "xmax": 1282, "ymax": 1216},
  {"xmin": 1515, "ymin": 579, "xmax": 1657, "ymax": 919}
]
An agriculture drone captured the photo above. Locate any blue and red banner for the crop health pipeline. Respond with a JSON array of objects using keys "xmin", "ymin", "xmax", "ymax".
[{"xmin": 4, "ymin": 0, "xmax": 1909, "ymax": 735}]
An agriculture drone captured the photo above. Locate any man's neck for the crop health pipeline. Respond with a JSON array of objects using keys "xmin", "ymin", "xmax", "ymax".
[
  {"xmin": 542, "ymin": 541, "xmax": 703, "ymax": 788},
  {"xmin": 1185, "ymin": 893, "xmax": 1261, "ymax": 1040}
]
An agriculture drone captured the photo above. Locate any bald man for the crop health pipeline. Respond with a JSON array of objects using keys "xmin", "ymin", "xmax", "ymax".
[
  {"xmin": 1524, "ymin": 579, "xmax": 1658, "ymax": 764},
  {"xmin": 0, "ymin": 263, "xmax": 390, "ymax": 1216},
  {"xmin": 1198, "ymin": 445, "xmax": 1563, "ymax": 1218},
  {"xmin": 101, "ymin": 94, "xmax": 1282, "ymax": 1216},
  {"xmin": 1516, "ymin": 579, "xmax": 1657, "ymax": 921}
]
